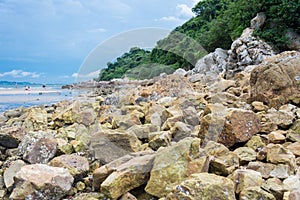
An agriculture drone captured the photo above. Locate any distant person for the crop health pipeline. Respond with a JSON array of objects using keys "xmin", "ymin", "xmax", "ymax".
[
  {"xmin": 24, "ymin": 86, "xmax": 29, "ymax": 91},
  {"xmin": 42, "ymin": 84, "xmax": 46, "ymax": 90}
]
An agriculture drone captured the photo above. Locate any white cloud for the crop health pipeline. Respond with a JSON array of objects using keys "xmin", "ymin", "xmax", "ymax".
[
  {"xmin": 157, "ymin": 16, "xmax": 182, "ymax": 22},
  {"xmin": 87, "ymin": 28, "xmax": 107, "ymax": 33},
  {"xmin": 176, "ymin": 4, "xmax": 195, "ymax": 18},
  {"xmin": 0, "ymin": 70, "xmax": 41, "ymax": 78},
  {"xmin": 72, "ymin": 70, "xmax": 100, "ymax": 79}
]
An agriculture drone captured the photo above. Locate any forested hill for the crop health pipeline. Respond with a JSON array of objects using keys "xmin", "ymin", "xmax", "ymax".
[{"xmin": 97, "ymin": 0, "xmax": 300, "ymax": 81}]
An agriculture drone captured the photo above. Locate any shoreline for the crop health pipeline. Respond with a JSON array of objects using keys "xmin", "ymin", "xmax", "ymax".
[{"xmin": 0, "ymin": 89, "xmax": 62, "ymax": 95}]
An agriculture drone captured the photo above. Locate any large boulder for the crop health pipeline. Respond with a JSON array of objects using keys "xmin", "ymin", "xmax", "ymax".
[
  {"xmin": 0, "ymin": 126, "xmax": 25, "ymax": 148},
  {"xmin": 145, "ymin": 138, "xmax": 201, "ymax": 198},
  {"xmin": 89, "ymin": 129, "xmax": 141, "ymax": 164},
  {"xmin": 100, "ymin": 154, "xmax": 155, "ymax": 199},
  {"xmin": 23, "ymin": 108, "xmax": 48, "ymax": 131},
  {"xmin": 165, "ymin": 173, "xmax": 235, "ymax": 200},
  {"xmin": 250, "ymin": 51, "xmax": 300, "ymax": 108},
  {"xmin": 49, "ymin": 154, "xmax": 89, "ymax": 179},
  {"xmin": 10, "ymin": 164, "xmax": 73, "ymax": 199},
  {"xmin": 199, "ymin": 108, "xmax": 260, "ymax": 147}
]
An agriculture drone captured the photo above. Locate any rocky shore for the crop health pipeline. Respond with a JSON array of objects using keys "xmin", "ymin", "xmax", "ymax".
[{"xmin": 1, "ymin": 18, "xmax": 300, "ymax": 199}]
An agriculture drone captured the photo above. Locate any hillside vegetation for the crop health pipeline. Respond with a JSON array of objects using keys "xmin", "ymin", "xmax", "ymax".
[{"xmin": 98, "ymin": 0, "xmax": 300, "ymax": 81}]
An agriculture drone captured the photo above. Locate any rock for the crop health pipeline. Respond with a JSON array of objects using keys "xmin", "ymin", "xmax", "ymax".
[
  {"xmin": 252, "ymin": 101, "xmax": 269, "ymax": 112},
  {"xmin": 283, "ymin": 175, "xmax": 300, "ymax": 191},
  {"xmin": 23, "ymin": 108, "xmax": 48, "ymax": 131},
  {"xmin": 250, "ymin": 51, "xmax": 300, "ymax": 108},
  {"xmin": 269, "ymin": 164, "xmax": 291, "ymax": 179},
  {"xmin": 266, "ymin": 144, "xmax": 296, "ymax": 172},
  {"xmin": 193, "ymin": 48, "xmax": 228, "ymax": 75},
  {"xmin": 74, "ymin": 108, "xmax": 96, "ymax": 126},
  {"xmin": 284, "ymin": 190, "xmax": 300, "ymax": 200},
  {"xmin": 247, "ymin": 161, "xmax": 278, "ymax": 179},
  {"xmin": 147, "ymin": 103, "xmax": 167, "ymax": 127},
  {"xmin": 126, "ymin": 124, "xmax": 159, "ymax": 141},
  {"xmin": 234, "ymin": 147, "xmax": 256, "ymax": 164},
  {"xmin": 70, "ymin": 140, "xmax": 87, "ymax": 153},
  {"xmin": 101, "ymin": 154, "xmax": 155, "ymax": 199},
  {"xmin": 262, "ymin": 177, "xmax": 284, "ymax": 200},
  {"xmin": 3, "ymin": 160, "xmax": 26, "ymax": 189},
  {"xmin": 49, "ymin": 154, "xmax": 89, "ymax": 179},
  {"xmin": 23, "ymin": 138, "xmax": 58, "ymax": 164},
  {"xmin": 264, "ymin": 109, "xmax": 295, "ymax": 129},
  {"xmin": 10, "ymin": 164, "xmax": 73, "ymax": 200},
  {"xmin": 286, "ymin": 29, "xmax": 300, "ymax": 51},
  {"xmin": 287, "ymin": 131, "xmax": 300, "ymax": 142},
  {"xmin": 250, "ymin": 12, "xmax": 266, "ymax": 30},
  {"xmin": 245, "ymin": 135, "xmax": 266, "ymax": 151},
  {"xmin": 268, "ymin": 131, "xmax": 286, "ymax": 144},
  {"xmin": 199, "ymin": 108, "xmax": 260, "ymax": 147},
  {"xmin": 229, "ymin": 169, "xmax": 264, "ymax": 194},
  {"xmin": 291, "ymin": 120, "xmax": 300, "ymax": 134},
  {"xmin": 204, "ymin": 141, "xmax": 239, "ymax": 176},
  {"xmin": 0, "ymin": 126, "xmax": 25, "ymax": 148},
  {"xmin": 4, "ymin": 108, "xmax": 23, "ymax": 118},
  {"xmin": 120, "ymin": 193, "xmax": 138, "ymax": 200},
  {"xmin": 240, "ymin": 186, "xmax": 276, "ymax": 200},
  {"xmin": 165, "ymin": 173, "xmax": 235, "ymax": 200},
  {"xmin": 148, "ymin": 131, "xmax": 171, "ymax": 150},
  {"xmin": 170, "ymin": 122, "xmax": 192, "ymax": 142},
  {"xmin": 145, "ymin": 138, "xmax": 201, "ymax": 197},
  {"xmin": 112, "ymin": 113, "xmax": 142, "ymax": 130},
  {"xmin": 287, "ymin": 142, "xmax": 300, "ymax": 157},
  {"xmin": 173, "ymin": 68, "xmax": 187, "ymax": 76},
  {"xmin": 56, "ymin": 138, "xmax": 73, "ymax": 154},
  {"xmin": 226, "ymin": 27, "xmax": 274, "ymax": 78},
  {"xmin": 73, "ymin": 192, "xmax": 104, "ymax": 200},
  {"xmin": 90, "ymin": 129, "xmax": 141, "ymax": 164}
]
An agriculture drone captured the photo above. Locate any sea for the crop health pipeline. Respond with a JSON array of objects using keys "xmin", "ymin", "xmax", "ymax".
[{"xmin": 0, "ymin": 81, "xmax": 80, "ymax": 113}]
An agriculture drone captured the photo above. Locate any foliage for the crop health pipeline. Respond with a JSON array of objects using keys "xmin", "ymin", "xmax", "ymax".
[
  {"xmin": 97, "ymin": 47, "xmax": 151, "ymax": 81},
  {"xmin": 98, "ymin": 0, "xmax": 300, "ymax": 81}
]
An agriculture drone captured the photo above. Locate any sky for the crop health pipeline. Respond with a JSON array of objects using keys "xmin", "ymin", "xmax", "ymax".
[{"xmin": 0, "ymin": 0, "xmax": 199, "ymax": 84}]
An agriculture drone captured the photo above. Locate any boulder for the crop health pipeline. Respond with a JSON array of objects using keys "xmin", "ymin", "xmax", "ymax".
[
  {"xmin": 165, "ymin": 173, "xmax": 235, "ymax": 200},
  {"xmin": 245, "ymin": 135, "xmax": 266, "ymax": 151},
  {"xmin": 287, "ymin": 142, "xmax": 300, "ymax": 157},
  {"xmin": 262, "ymin": 178, "xmax": 284, "ymax": 200},
  {"xmin": 10, "ymin": 164, "xmax": 73, "ymax": 200},
  {"xmin": 0, "ymin": 126, "xmax": 25, "ymax": 148},
  {"xmin": 250, "ymin": 51, "xmax": 300, "ymax": 108},
  {"xmin": 268, "ymin": 131, "xmax": 286, "ymax": 144},
  {"xmin": 200, "ymin": 108, "xmax": 260, "ymax": 147},
  {"xmin": 3, "ymin": 160, "xmax": 26, "ymax": 189},
  {"xmin": 204, "ymin": 141, "xmax": 239, "ymax": 176},
  {"xmin": 233, "ymin": 147, "xmax": 257, "ymax": 164},
  {"xmin": 145, "ymin": 138, "xmax": 201, "ymax": 197},
  {"xmin": 23, "ymin": 108, "xmax": 48, "ymax": 131},
  {"xmin": 170, "ymin": 122, "xmax": 192, "ymax": 142},
  {"xmin": 266, "ymin": 144, "xmax": 296, "ymax": 172},
  {"xmin": 101, "ymin": 154, "xmax": 155, "ymax": 199},
  {"xmin": 229, "ymin": 169, "xmax": 263, "ymax": 194},
  {"xmin": 23, "ymin": 138, "xmax": 57, "ymax": 164},
  {"xmin": 126, "ymin": 124, "xmax": 160, "ymax": 141},
  {"xmin": 49, "ymin": 154, "xmax": 89, "ymax": 179},
  {"xmin": 250, "ymin": 12, "xmax": 266, "ymax": 30},
  {"xmin": 193, "ymin": 48, "xmax": 228, "ymax": 75},
  {"xmin": 226, "ymin": 27, "xmax": 274, "ymax": 78},
  {"xmin": 240, "ymin": 186, "xmax": 276, "ymax": 200},
  {"xmin": 148, "ymin": 131, "xmax": 171, "ymax": 150},
  {"xmin": 89, "ymin": 129, "xmax": 141, "ymax": 164}
]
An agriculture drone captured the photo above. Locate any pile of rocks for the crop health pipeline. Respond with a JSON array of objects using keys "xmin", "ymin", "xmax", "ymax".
[{"xmin": 0, "ymin": 17, "xmax": 300, "ymax": 199}]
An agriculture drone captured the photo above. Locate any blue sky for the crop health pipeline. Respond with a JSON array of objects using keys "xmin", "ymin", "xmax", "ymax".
[{"xmin": 0, "ymin": 0, "xmax": 198, "ymax": 84}]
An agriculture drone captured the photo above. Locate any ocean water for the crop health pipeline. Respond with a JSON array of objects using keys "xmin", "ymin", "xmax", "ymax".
[{"xmin": 0, "ymin": 82, "xmax": 78, "ymax": 113}]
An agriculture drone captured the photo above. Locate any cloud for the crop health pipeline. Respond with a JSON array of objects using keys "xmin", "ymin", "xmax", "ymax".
[
  {"xmin": 87, "ymin": 28, "xmax": 107, "ymax": 33},
  {"xmin": 72, "ymin": 70, "xmax": 100, "ymax": 80},
  {"xmin": 176, "ymin": 4, "xmax": 195, "ymax": 18},
  {"xmin": 0, "ymin": 70, "xmax": 41, "ymax": 78},
  {"xmin": 157, "ymin": 16, "xmax": 182, "ymax": 22}
]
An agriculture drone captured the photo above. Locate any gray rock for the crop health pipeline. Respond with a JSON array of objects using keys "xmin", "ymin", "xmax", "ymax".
[
  {"xmin": 89, "ymin": 129, "xmax": 141, "ymax": 164},
  {"xmin": 3, "ymin": 160, "xmax": 26, "ymax": 189},
  {"xmin": 10, "ymin": 164, "xmax": 73, "ymax": 200},
  {"xmin": 49, "ymin": 154, "xmax": 89, "ymax": 179},
  {"xmin": 0, "ymin": 126, "xmax": 25, "ymax": 148}
]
